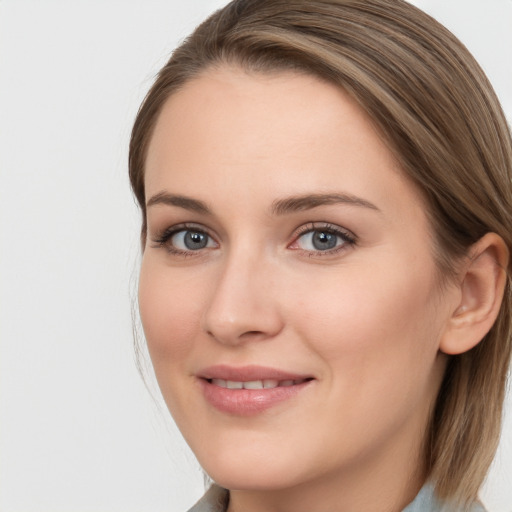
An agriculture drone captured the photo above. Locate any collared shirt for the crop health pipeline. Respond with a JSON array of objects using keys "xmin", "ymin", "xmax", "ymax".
[{"xmin": 187, "ymin": 483, "xmax": 486, "ymax": 512}]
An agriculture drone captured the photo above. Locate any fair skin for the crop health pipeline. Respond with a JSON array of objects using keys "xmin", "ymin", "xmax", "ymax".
[{"xmin": 138, "ymin": 67, "xmax": 507, "ymax": 512}]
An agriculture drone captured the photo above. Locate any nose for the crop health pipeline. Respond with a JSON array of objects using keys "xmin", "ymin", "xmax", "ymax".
[{"xmin": 201, "ymin": 251, "xmax": 284, "ymax": 346}]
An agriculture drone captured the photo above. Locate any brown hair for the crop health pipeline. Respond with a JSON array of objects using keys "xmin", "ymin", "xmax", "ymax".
[{"xmin": 129, "ymin": 0, "xmax": 512, "ymax": 506}]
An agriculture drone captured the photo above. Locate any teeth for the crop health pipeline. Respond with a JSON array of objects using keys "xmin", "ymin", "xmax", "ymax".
[
  {"xmin": 210, "ymin": 378, "xmax": 307, "ymax": 389},
  {"xmin": 244, "ymin": 380, "xmax": 264, "ymax": 389}
]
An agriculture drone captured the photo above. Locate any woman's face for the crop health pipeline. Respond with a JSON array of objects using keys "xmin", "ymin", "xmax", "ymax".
[{"xmin": 139, "ymin": 67, "xmax": 457, "ymax": 493}]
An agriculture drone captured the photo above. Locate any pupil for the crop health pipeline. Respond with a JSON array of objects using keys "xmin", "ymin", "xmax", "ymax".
[
  {"xmin": 312, "ymin": 231, "xmax": 336, "ymax": 250},
  {"xmin": 185, "ymin": 231, "xmax": 207, "ymax": 249}
]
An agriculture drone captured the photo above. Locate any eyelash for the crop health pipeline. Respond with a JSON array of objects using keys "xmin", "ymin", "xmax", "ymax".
[
  {"xmin": 151, "ymin": 223, "xmax": 216, "ymax": 256},
  {"xmin": 150, "ymin": 222, "xmax": 357, "ymax": 257},
  {"xmin": 289, "ymin": 222, "xmax": 357, "ymax": 257}
]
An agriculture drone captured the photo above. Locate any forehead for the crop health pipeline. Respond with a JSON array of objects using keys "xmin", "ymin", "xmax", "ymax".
[
  {"xmin": 144, "ymin": 66, "xmax": 423, "ymax": 222},
  {"xmin": 147, "ymin": 66, "xmax": 388, "ymax": 161}
]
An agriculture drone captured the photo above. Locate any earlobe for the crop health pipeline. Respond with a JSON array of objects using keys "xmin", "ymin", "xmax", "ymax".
[{"xmin": 440, "ymin": 233, "xmax": 509, "ymax": 355}]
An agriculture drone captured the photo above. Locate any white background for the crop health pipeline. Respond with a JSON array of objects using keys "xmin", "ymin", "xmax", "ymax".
[{"xmin": 1, "ymin": 1, "xmax": 511, "ymax": 511}]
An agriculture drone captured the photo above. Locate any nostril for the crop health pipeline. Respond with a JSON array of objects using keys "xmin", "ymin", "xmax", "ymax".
[
  {"xmin": 201, "ymin": 300, "xmax": 284, "ymax": 345},
  {"xmin": 238, "ymin": 330, "xmax": 267, "ymax": 341}
]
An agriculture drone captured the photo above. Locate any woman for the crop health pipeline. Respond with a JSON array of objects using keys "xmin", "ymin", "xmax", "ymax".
[{"xmin": 129, "ymin": 0, "xmax": 512, "ymax": 510}]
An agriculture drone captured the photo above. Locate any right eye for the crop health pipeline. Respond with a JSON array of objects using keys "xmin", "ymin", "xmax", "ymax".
[
  {"xmin": 172, "ymin": 230, "xmax": 214, "ymax": 251},
  {"xmin": 152, "ymin": 226, "xmax": 217, "ymax": 255}
]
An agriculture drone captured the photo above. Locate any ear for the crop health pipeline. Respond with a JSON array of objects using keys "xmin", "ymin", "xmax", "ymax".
[{"xmin": 440, "ymin": 233, "xmax": 509, "ymax": 355}]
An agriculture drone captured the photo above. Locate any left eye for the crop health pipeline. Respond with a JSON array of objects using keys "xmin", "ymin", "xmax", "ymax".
[
  {"xmin": 171, "ymin": 230, "xmax": 216, "ymax": 251},
  {"xmin": 294, "ymin": 229, "xmax": 351, "ymax": 252}
]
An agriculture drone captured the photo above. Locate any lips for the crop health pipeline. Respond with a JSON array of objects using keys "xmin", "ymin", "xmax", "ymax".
[{"xmin": 197, "ymin": 365, "xmax": 314, "ymax": 415}]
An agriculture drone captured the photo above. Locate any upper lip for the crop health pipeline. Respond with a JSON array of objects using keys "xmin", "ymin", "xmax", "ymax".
[{"xmin": 197, "ymin": 364, "xmax": 313, "ymax": 382}]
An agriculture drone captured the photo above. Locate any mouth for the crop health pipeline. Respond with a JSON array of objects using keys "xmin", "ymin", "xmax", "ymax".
[
  {"xmin": 197, "ymin": 365, "xmax": 315, "ymax": 416},
  {"xmin": 206, "ymin": 378, "xmax": 311, "ymax": 389}
]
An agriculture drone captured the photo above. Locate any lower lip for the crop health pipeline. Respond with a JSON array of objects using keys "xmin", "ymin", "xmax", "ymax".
[{"xmin": 199, "ymin": 379, "xmax": 313, "ymax": 416}]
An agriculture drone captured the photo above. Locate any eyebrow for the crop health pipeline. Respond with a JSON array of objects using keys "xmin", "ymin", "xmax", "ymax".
[
  {"xmin": 146, "ymin": 191, "xmax": 380, "ymax": 216},
  {"xmin": 146, "ymin": 192, "xmax": 211, "ymax": 214},
  {"xmin": 271, "ymin": 193, "xmax": 380, "ymax": 215}
]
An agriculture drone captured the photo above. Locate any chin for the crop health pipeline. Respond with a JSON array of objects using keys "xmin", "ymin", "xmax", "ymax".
[
  {"xmin": 198, "ymin": 447, "xmax": 307, "ymax": 492},
  {"xmin": 207, "ymin": 468, "xmax": 299, "ymax": 492}
]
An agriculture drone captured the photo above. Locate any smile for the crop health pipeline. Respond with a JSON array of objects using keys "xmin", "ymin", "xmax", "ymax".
[
  {"xmin": 209, "ymin": 378, "xmax": 309, "ymax": 389},
  {"xmin": 197, "ymin": 365, "xmax": 315, "ymax": 416}
]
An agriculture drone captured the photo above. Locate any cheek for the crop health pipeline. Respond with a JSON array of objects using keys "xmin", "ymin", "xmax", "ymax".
[
  {"xmin": 138, "ymin": 259, "xmax": 203, "ymax": 364},
  {"xmin": 285, "ymin": 263, "xmax": 446, "ymax": 451},
  {"xmin": 288, "ymin": 260, "xmax": 443, "ymax": 380}
]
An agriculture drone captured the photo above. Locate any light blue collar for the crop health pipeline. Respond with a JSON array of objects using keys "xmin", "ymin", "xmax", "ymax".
[{"xmin": 403, "ymin": 483, "xmax": 485, "ymax": 512}]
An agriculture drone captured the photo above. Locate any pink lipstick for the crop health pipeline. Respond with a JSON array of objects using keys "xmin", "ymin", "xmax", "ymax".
[{"xmin": 197, "ymin": 365, "xmax": 314, "ymax": 416}]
